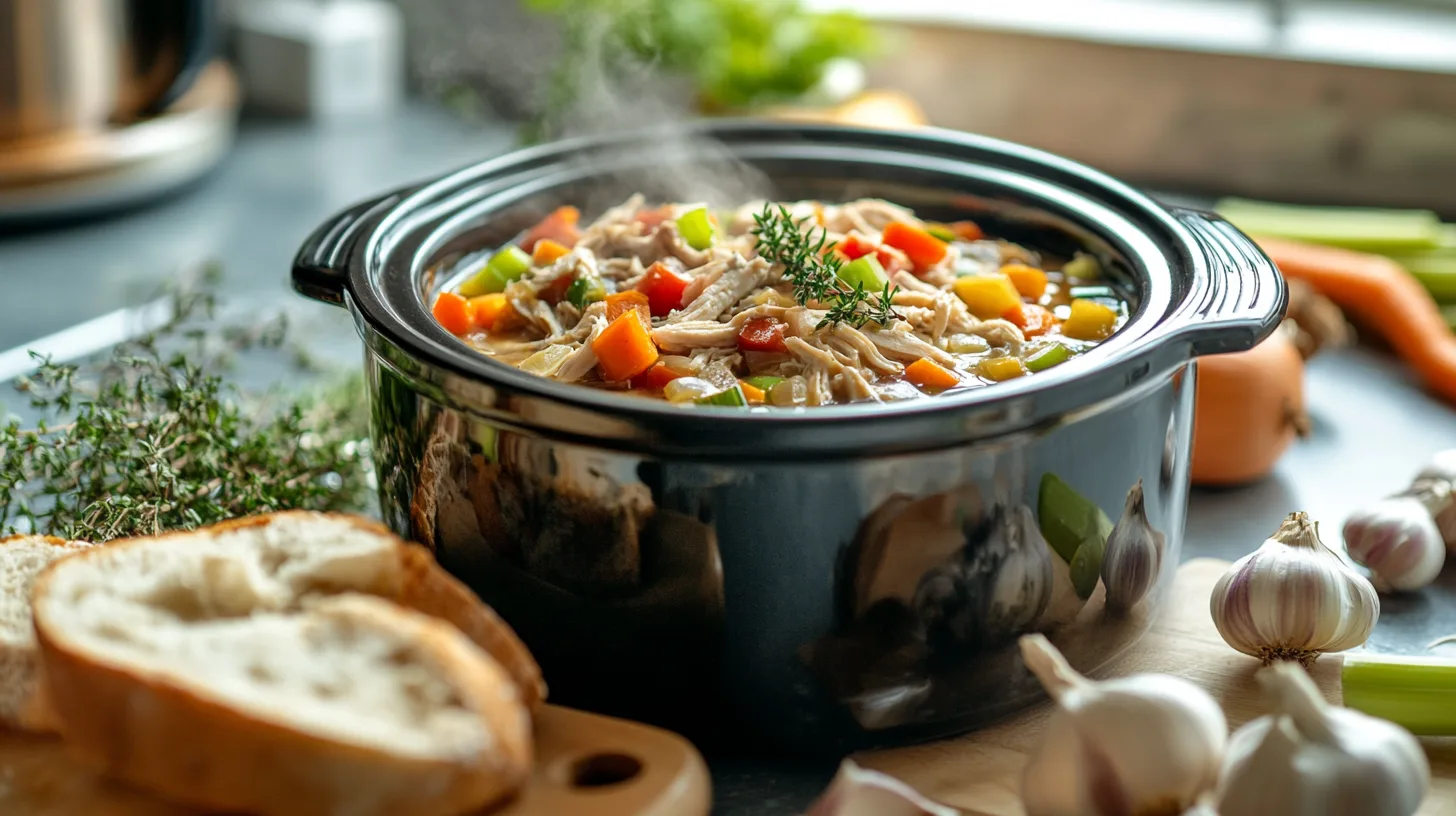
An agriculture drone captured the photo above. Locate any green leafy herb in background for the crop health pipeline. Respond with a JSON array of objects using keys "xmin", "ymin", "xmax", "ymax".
[
  {"xmin": 0, "ymin": 270, "xmax": 373, "ymax": 543},
  {"xmin": 522, "ymin": 0, "xmax": 879, "ymax": 143}
]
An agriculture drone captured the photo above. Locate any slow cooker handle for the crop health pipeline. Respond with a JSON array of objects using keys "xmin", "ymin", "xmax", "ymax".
[
  {"xmin": 292, "ymin": 189, "xmax": 412, "ymax": 306},
  {"xmin": 1165, "ymin": 208, "xmax": 1289, "ymax": 356}
]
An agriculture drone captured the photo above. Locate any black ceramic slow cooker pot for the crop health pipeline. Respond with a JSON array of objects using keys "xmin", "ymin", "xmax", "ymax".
[{"xmin": 292, "ymin": 121, "xmax": 1285, "ymax": 756}]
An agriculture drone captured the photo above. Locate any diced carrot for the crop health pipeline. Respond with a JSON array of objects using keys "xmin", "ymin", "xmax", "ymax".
[
  {"xmin": 738, "ymin": 379, "xmax": 767, "ymax": 404},
  {"xmin": 468, "ymin": 293, "xmax": 509, "ymax": 331},
  {"xmin": 636, "ymin": 262, "xmax": 692, "ymax": 316},
  {"xmin": 1021, "ymin": 303, "xmax": 1058, "ymax": 338},
  {"xmin": 592, "ymin": 312, "xmax": 660, "ymax": 381},
  {"xmin": 432, "ymin": 291, "xmax": 474, "ymax": 336},
  {"xmin": 950, "ymin": 221, "xmax": 984, "ymax": 241},
  {"xmin": 737, "ymin": 317, "xmax": 790, "ymax": 353},
  {"xmin": 532, "ymin": 239, "xmax": 571, "ymax": 266},
  {"xmin": 882, "ymin": 222, "xmax": 949, "ymax": 272},
  {"xmin": 904, "ymin": 358, "xmax": 961, "ymax": 391},
  {"xmin": 521, "ymin": 206, "xmax": 581, "ymax": 252},
  {"xmin": 632, "ymin": 361, "xmax": 686, "ymax": 391},
  {"xmin": 606, "ymin": 290, "xmax": 652, "ymax": 328},
  {"xmin": 1003, "ymin": 263, "xmax": 1048, "ymax": 299}
]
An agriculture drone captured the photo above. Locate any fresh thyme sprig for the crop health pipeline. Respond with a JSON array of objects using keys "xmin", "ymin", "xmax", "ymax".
[
  {"xmin": 0, "ymin": 271, "xmax": 373, "ymax": 543},
  {"xmin": 750, "ymin": 203, "xmax": 900, "ymax": 329}
]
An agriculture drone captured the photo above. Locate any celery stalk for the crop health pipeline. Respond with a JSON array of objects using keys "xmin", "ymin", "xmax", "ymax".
[
  {"xmin": 1340, "ymin": 652, "xmax": 1456, "ymax": 736},
  {"xmin": 1214, "ymin": 197, "xmax": 1445, "ymax": 253}
]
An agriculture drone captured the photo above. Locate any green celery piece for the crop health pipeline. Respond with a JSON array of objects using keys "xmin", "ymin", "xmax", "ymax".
[
  {"xmin": 678, "ymin": 208, "xmax": 716, "ymax": 251},
  {"xmin": 1214, "ymin": 197, "xmax": 1444, "ymax": 253},
  {"xmin": 837, "ymin": 256, "xmax": 889, "ymax": 291},
  {"xmin": 694, "ymin": 384, "xmax": 749, "ymax": 408},
  {"xmin": 926, "ymin": 223, "xmax": 957, "ymax": 243},
  {"xmin": 1341, "ymin": 652, "xmax": 1456, "ymax": 736},
  {"xmin": 460, "ymin": 246, "xmax": 532, "ymax": 297},
  {"xmin": 743, "ymin": 375, "xmax": 785, "ymax": 392},
  {"xmin": 566, "ymin": 276, "xmax": 606, "ymax": 309},
  {"xmin": 1069, "ymin": 534, "xmax": 1105, "ymax": 600},
  {"xmin": 1037, "ymin": 472, "xmax": 1114, "ymax": 565},
  {"xmin": 1026, "ymin": 343, "xmax": 1072, "ymax": 372}
]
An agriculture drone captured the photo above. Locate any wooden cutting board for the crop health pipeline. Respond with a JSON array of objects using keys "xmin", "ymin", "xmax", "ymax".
[
  {"xmin": 858, "ymin": 558, "xmax": 1456, "ymax": 815},
  {"xmin": 0, "ymin": 703, "xmax": 711, "ymax": 816}
]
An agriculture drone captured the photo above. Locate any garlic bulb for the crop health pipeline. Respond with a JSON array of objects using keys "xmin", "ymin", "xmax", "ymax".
[
  {"xmin": 1210, "ymin": 511, "xmax": 1378, "ymax": 666},
  {"xmin": 1018, "ymin": 634, "xmax": 1227, "ymax": 816},
  {"xmin": 1100, "ymin": 480, "xmax": 1166, "ymax": 612},
  {"xmin": 1342, "ymin": 495, "xmax": 1446, "ymax": 592},
  {"xmin": 1216, "ymin": 662, "xmax": 1429, "ymax": 816},
  {"xmin": 804, "ymin": 760, "xmax": 958, "ymax": 816},
  {"xmin": 1411, "ymin": 450, "xmax": 1456, "ymax": 547}
]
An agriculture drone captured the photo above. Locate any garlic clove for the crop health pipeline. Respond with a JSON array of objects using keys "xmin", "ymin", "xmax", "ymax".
[
  {"xmin": 804, "ymin": 760, "xmax": 958, "ymax": 816},
  {"xmin": 1342, "ymin": 495, "xmax": 1446, "ymax": 592},
  {"xmin": 1210, "ymin": 511, "xmax": 1379, "ymax": 666},
  {"xmin": 1100, "ymin": 480, "xmax": 1166, "ymax": 613},
  {"xmin": 1018, "ymin": 634, "xmax": 1227, "ymax": 816},
  {"xmin": 1215, "ymin": 662, "xmax": 1429, "ymax": 816},
  {"xmin": 1413, "ymin": 450, "xmax": 1456, "ymax": 547}
]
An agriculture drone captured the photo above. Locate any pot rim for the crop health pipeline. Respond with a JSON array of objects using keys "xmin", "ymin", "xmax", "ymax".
[{"xmin": 295, "ymin": 120, "xmax": 1285, "ymax": 457}]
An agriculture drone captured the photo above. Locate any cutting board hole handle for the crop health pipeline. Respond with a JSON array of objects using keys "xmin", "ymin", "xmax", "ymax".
[{"xmin": 571, "ymin": 752, "xmax": 644, "ymax": 788}]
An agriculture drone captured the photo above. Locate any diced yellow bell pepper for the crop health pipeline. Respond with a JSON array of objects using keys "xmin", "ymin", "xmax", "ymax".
[
  {"xmin": 1062, "ymin": 299, "xmax": 1119, "ymax": 341},
  {"xmin": 1003, "ymin": 263, "xmax": 1048, "ymax": 299},
  {"xmin": 953, "ymin": 274, "xmax": 1024, "ymax": 322},
  {"xmin": 977, "ymin": 357, "xmax": 1027, "ymax": 381}
]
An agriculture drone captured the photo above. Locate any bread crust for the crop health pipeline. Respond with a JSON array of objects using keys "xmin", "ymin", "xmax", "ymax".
[
  {"xmin": 0, "ymin": 534, "xmax": 92, "ymax": 733},
  {"xmin": 33, "ymin": 592, "xmax": 531, "ymax": 816}
]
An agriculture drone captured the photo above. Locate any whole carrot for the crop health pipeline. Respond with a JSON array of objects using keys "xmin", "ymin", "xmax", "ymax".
[{"xmin": 1255, "ymin": 236, "xmax": 1456, "ymax": 406}]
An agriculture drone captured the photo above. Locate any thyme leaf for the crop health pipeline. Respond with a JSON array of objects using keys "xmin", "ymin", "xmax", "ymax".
[
  {"xmin": 0, "ymin": 271, "xmax": 373, "ymax": 543},
  {"xmin": 750, "ymin": 203, "xmax": 900, "ymax": 329}
]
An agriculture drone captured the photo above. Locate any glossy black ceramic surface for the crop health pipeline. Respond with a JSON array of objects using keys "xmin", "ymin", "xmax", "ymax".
[{"xmin": 292, "ymin": 122, "xmax": 1284, "ymax": 755}]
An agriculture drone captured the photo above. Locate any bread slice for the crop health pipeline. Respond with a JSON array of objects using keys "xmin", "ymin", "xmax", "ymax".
[
  {"xmin": 33, "ymin": 585, "xmax": 531, "ymax": 816},
  {"xmin": 0, "ymin": 533, "xmax": 92, "ymax": 731},
  {"xmin": 23, "ymin": 512, "xmax": 543, "ymax": 709}
]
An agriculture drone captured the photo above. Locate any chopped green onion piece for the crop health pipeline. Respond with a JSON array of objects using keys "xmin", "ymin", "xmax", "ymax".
[
  {"xmin": 743, "ymin": 375, "xmax": 785, "ymax": 392},
  {"xmin": 694, "ymin": 384, "xmax": 748, "ymax": 407},
  {"xmin": 518, "ymin": 344, "xmax": 573, "ymax": 377},
  {"xmin": 566, "ymin": 277, "xmax": 606, "ymax": 309},
  {"xmin": 837, "ymin": 256, "xmax": 889, "ymax": 291},
  {"xmin": 1341, "ymin": 652, "xmax": 1456, "ymax": 736},
  {"xmin": 677, "ymin": 208, "xmax": 716, "ymax": 251},
  {"xmin": 1061, "ymin": 253, "xmax": 1102, "ymax": 280},
  {"xmin": 460, "ymin": 246, "xmax": 533, "ymax": 296},
  {"xmin": 926, "ymin": 223, "xmax": 957, "ymax": 243},
  {"xmin": 1026, "ymin": 343, "xmax": 1073, "ymax": 372}
]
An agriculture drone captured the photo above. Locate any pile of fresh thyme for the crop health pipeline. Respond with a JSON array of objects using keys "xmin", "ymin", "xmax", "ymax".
[
  {"xmin": 751, "ymin": 203, "xmax": 900, "ymax": 329},
  {"xmin": 0, "ymin": 270, "xmax": 373, "ymax": 543}
]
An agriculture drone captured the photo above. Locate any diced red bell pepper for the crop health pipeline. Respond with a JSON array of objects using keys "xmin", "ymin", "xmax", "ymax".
[
  {"xmin": 538, "ymin": 274, "xmax": 574, "ymax": 306},
  {"xmin": 836, "ymin": 234, "xmax": 877, "ymax": 261},
  {"xmin": 631, "ymin": 361, "xmax": 687, "ymax": 391},
  {"xmin": 882, "ymin": 222, "xmax": 949, "ymax": 273},
  {"xmin": 835, "ymin": 235, "xmax": 911, "ymax": 277},
  {"xmin": 635, "ymin": 261, "xmax": 692, "ymax": 317},
  {"xmin": 737, "ymin": 317, "xmax": 790, "ymax": 353},
  {"xmin": 520, "ymin": 206, "xmax": 581, "ymax": 252},
  {"xmin": 635, "ymin": 206, "xmax": 674, "ymax": 230}
]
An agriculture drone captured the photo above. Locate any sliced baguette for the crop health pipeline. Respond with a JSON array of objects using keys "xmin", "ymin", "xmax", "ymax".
[
  {"xmin": 34, "ymin": 587, "xmax": 531, "ymax": 816},
  {"xmin": 25, "ymin": 511, "xmax": 544, "ymax": 709},
  {"xmin": 0, "ymin": 533, "xmax": 92, "ymax": 732}
]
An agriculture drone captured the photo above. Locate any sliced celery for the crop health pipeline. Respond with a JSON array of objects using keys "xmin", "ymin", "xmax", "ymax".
[
  {"xmin": 743, "ymin": 375, "xmax": 785, "ymax": 392},
  {"xmin": 566, "ymin": 276, "xmax": 606, "ymax": 309},
  {"xmin": 694, "ymin": 384, "xmax": 749, "ymax": 407},
  {"xmin": 460, "ymin": 246, "xmax": 532, "ymax": 297},
  {"xmin": 837, "ymin": 256, "xmax": 889, "ymax": 291},
  {"xmin": 677, "ymin": 208, "xmax": 716, "ymax": 251},
  {"xmin": 1214, "ymin": 197, "xmax": 1445, "ymax": 253},
  {"xmin": 925, "ymin": 223, "xmax": 957, "ymax": 243},
  {"xmin": 1026, "ymin": 342, "xmax": 1072, "ymax": 372},
  {"xmin": 1341, "ymin": 652, "xmax": 1456, "ymax": 736}
]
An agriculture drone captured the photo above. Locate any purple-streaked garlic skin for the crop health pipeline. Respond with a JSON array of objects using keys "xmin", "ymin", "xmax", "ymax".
[
  {"xmin": 1101, "ymin": 480, "xmax": 1166, "ymax": 613},
  {"xmin": 1342, "ymin": 496, "xmax": 1446, "ymax": 592},
  {"xmin": 1209, "ymin": 512, "xmax": 1379, "ymax": 666},
  {"xmin": 803, "ymin": 760, "xmax": 958, "ymax": 816}
]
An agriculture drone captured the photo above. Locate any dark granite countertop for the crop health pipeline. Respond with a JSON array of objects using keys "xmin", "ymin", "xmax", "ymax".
[{"xmin": 2, "ymin": 103, "xmax": 1452, "ymax": 815}]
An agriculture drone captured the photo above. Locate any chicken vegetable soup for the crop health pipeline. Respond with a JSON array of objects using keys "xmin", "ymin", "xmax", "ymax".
[{"xmin": 431, "ymin": 196, "xmax": 1129, "ymax": 408}]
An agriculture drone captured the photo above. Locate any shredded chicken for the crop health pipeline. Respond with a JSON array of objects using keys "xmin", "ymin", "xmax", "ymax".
[
  {"xmin": 652, "ymin": 321, "xmax": 740, "ymax": 353},
  {"xmin": 554, "ymin": 316, "xmax": 607, "ymax": 382},
  {"xmin": 674, "ymin": 257, "xmax": 770, "ymax": 323}
]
